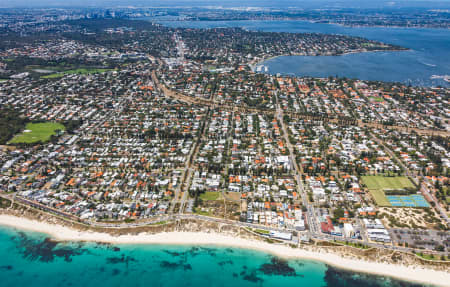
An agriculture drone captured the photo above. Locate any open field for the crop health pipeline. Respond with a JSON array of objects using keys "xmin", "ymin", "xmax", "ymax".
[
  {"xmin": 369, "ymin": 96, "xmax": 385, "ymax": 102},
  {"xmin": 363, "ymin": 176, "xmax": 415, "ymax": 206},
  {"xmin": 224, "ymin": 192, "xmax": 241, "ymax": 201},
  {"xmin": 370, "ymin": 189, "xmax": 391, "ymax": 206},
  {"xmin": 199, "ymin": 192, "xmax": 221, "ymax": 201},
  {"xmin": 9, "ymin": 122, "xmax": 65, "ymax": 144},
  {"xmin": 41, "ymin": 68, "xmax": 113, "ymax": 79},
  {"xmin": 362, "ymin": 176, "xmax": 415, "ymax": 190}
]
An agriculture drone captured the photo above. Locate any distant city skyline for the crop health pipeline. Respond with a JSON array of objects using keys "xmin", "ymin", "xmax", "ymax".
[
  {"xmin": 1, "ymin": 0, "xmax": 450, "ymax": 9},
  {"xmin": 0, "ymin": 3, "xmax": 449, "ymax": 287}
]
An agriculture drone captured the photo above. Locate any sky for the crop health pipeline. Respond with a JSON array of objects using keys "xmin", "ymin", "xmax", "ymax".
[{"xmin": 1, "ymin": 0, "xmax": 449, "ymax": 9}]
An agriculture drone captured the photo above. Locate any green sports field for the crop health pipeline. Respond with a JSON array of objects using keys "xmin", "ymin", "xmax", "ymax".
[
  {"xmin": 368, "ymin": 189, "xmax": 390, "ymax": 206},
  {"xmin": 41, "ymin": 68, "xmax": 113, "ymax": 79},
  {"xmin": 199, "ymin": 192, "xmax": 221, "ymax": 201},
  {"xmin": 369, "ymin": 96, "xmax": 384, "ymax": 102},
  {"xmin": 9, "ymin": 122, "xmax": 65, "ymax": 144},
  {"xmin": 362, "ymin": 176, "xmax": 415, "ymax": 206}
]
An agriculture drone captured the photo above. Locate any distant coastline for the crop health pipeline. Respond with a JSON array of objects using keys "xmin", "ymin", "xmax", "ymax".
[
  {"xmin": 249, "ymin": 48, "xmax": 409, "ymax": 71},
  {"xmin": 0, "ymin": 214, "xmax": 449, "ymax": 287},
  {"xmin": 150, "ymin": 18, "xmax": 450, "ymax": 87},
  {"xmin": 144, "ymin": 17, "xmax": 450, "ymax": 30}
]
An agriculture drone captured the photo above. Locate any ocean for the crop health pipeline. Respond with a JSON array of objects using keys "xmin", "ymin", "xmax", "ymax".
[
  {"xmin": 0, "ymin": 225, "xmax": 430, "ymax": 287},
  {"xmin": 146, "ymin": 19, "xmax": 450, "ymax": 87}
]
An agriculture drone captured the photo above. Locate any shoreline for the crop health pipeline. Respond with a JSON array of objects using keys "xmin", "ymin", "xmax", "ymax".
[
  {"xmin": 249, "ymin": 48, "xmax": 409, "ymax": 68},
  {"xmin": 0, "ymin": 214, "xmax": 448, "ymax": 286},
  {"xmin": 143, "ymin": 17, "xmax": 450, "ymax": 30}
]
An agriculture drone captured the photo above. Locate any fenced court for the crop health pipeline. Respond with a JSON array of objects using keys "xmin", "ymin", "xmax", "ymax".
[
  {"xmin": 386, "ymin": 195, "xmax": 430, "ymax": 207},
  {"xmin": 362, "ymin": 176, "xmax": 418, "ymax": 207}
]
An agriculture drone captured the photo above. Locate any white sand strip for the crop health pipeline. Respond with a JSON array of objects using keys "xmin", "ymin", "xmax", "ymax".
[{"xmin": 0, "ymin": 215, "xmax": 448, "ymax": 286}]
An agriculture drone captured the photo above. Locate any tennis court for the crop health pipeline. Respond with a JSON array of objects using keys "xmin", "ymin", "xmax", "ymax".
[{"xmin": 386, "ymin": 194, "xmax": 430, "ymax": 207}]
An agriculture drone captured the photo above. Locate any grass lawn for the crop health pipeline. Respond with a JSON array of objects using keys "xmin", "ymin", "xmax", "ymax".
[
  {"xmin": 194, "ymin": 209, "xmax": 213, "ymax": 216},
  {"xmin": 362, "ymin": 176, "xmax": 415, "ymax": 206},
  {"xmin": 369, "ymin": 96, "xmax": 384, "ymax": 102},
  {"xmin": 416, "ymin": 253, "xmax": 449, "ymax": 261},
  {"xmin": 9, "ymin": 122, "xmax": 65, "ymax": 144},
  {"xmin": 369, "ymin": 190, "xmax": 391, "ymax": 206},
  {"xmin": 41, "ymin": 68, "xmax": 113, "ymax": 79},
  {"xmin": 253, "ymin": 229, "xmax": 270, "ymax": 235},
  {"xmin": 362, "ymin": 176, "xmax": 415, "ymax": 190},
  {"xmin": 335, "ymin": 240, "xmax": 370, "ymax": 249},
  {"xmin": 199, "ymin": 192, "xmax": 221, "ymax": 201}
]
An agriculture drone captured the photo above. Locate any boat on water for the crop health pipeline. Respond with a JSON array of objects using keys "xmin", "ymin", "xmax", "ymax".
[{"xmin": 430, "ymin": 74, "xmax": 450, "ymax": 82}]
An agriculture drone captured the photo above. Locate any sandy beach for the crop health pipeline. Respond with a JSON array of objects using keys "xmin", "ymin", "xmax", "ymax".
[{"xmin": 0, "ymin": 214, "xmax": 448, "ymax": 286}]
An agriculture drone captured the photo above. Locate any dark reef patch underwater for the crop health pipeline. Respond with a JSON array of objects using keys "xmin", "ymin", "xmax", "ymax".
[
  {"xmin": 0, "ymin": 225, "xmax": 431, "ymax": 287},
  {"xmin": 11, "ymin": 231, "xmax": 88, "ymax": 262}
]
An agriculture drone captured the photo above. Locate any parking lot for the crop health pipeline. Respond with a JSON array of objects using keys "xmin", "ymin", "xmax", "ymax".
[{"xmin": 389, "ymin": 228, "xmax": 449, "ymax": 251}]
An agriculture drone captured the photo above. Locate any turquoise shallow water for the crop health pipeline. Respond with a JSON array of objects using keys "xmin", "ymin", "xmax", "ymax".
[{"xmin": 0, "ymin": 225, "xmax": 431, "ymax": 287}]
